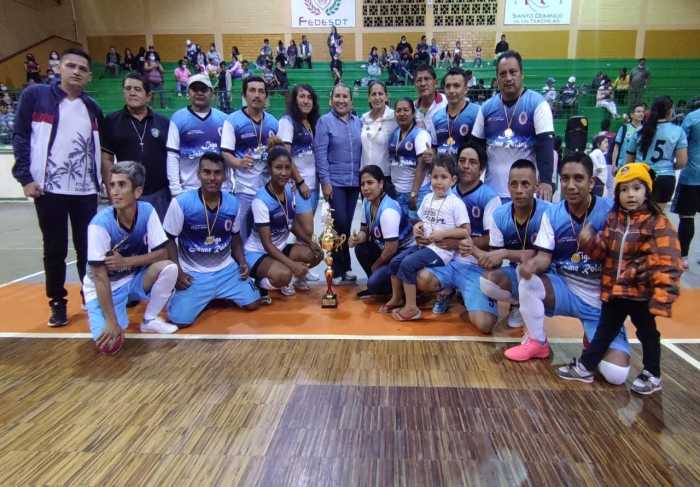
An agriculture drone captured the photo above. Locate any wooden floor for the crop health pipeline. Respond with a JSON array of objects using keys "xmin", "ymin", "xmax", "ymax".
[{"xmin": 1, "ymin": 338, "xmax": 699, "ymax": 486}]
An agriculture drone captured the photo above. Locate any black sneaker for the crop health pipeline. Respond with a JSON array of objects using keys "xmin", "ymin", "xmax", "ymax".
[
  {"xmin": 356, "ymin": 289, "xmax": 373, "ymax": 299},
  {"xmin": 48, "ymin": 299, "xmax": 68, "ymax": 327}
]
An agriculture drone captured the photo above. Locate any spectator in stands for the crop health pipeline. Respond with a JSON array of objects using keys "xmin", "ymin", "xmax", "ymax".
[
  {"xmin": 396, "ymin": 35, "xmax": 413, "ymax": 56},
  {"xmin": 206, "ymin": 57, "xmax": 220, "ymax": 81},
  {"xmin": 495, "ymin": 34, "xmax": 508, "ymax": 57},
  {"xmin": 430, "ymin": 39, "xmax": 439, "ymax": 67},
  {"xmin": 589, "ymin": 134, "xmax": 609, "ymax": 197},
  {"xmin": 630, "ymin": 58, "xmax": 651, "ymax": 108},
  {"xmin": 24, "ymin": 53, "xmax": 41, "ymax": 84},
  {"xmin": 0, "ymin": 102, "xmax": 15, "ymax": 144},
  {"xmin": 559, "ymin": 76, "xmax": 579, "ymax": 116},
  {"xmin": 473, "ymin": 46, "xmax": 483, "ymax": 68},
  {"xmin": 314, "ymin": 83, "xmax": 362, "ymax": 284},
  {"xmin": 361, "ymin": 80, "xmax": 397, "ymax": 178},
  {"xmin": 416, "ymin": 36, "xmax": 430, "ymax": 65},
  {"xmin": 217, "ymin": 61, "xmax": 231, "ymax": 113},
  {"xmin": 144, "ymin": 53, "xmax": 166, "ymax": 109},
  {"xmin": 257, "ymin": 39, "xmax": 272, "ymax": 68},
  {"xmin": 174, "ymin": 59, "xmax": 191, "ymax": 97},
  {"xmin": 275, "ymin": 40, "xmax": 286, "ymax": 63},
  {"xmin": 194, "ymin": 45, "xmax": 206, "ymax": 73},
  {"xmin": 330, "ymin": 54, "xmax": 343, "ymax": 85},
  {"xmin": 368, "ymin": 46, "xmax": 379, "ymax": 66},
  {"xmin": 386, "ymin": 46, "xmax": 402, "ymax": 85},
  {"xmin": 274, "ymin": 58, "xmax": 289, "ymax": 95},
  {"xmin": 473, "ymin": 78, "xmax": 488, "ymax": 103},
  {"xmin": 105, "ymin": 47, "xmax": 121, "ymax": 77},
  {"xmin": 12, "ymin": 48, "xmax": 102, "ymax": 327},
  {"xmin": 135, "ymin": 47, "xmax": 146, "ymax": 73},
  {"xmin": 146, "ymin": 45, "xmax": 161, "ymax": 61},
  {"xmin": 207, "ymin": 43, "xmax": 221, "ymax": 65},
  {"xmin": 398, "ymin": 51, "xmax": 414, "ymax": 83},
  {"xmin": 379, "ymin": 47, "xmax": 389, "ymax": 70},
  {"xmin": 597, "ymin": 78, "xmax": 618, "ymax": 118},
  {"xmin": 287, "ymin": 40, "xmax": 298, "ymax": 68},
  {"xmin": 241, "ymin": 60, "xmax": 252, "ymax": 79},
  {"xmin": 123, "ymin": 48, "xmax": 135, "ymax": 72},
  {"xmin": 472, "ymin": 50, "xmax": 555, "ymax": 201},
  {"xmin": 298, "ymin": 35, "xmax": 312, "ymax": 69},
  {"xmin": 613, "ymin": 67, "xmax": 629, "ymax": 106},
  {"xmin": 452, "ymin": 40, "xmax": 463, "ymax": 67},
  {"xmin": 612, "ymin": 102, "xmax": 645, "ymax": 167},
  {"xmin": 230, "ymin": 46, "xmax": 241, "ymax": 62},
  {"xmin": 45, "ymin": 68, "xmax": 58, "ymax": 84},
  {"xmin": 0, "ymin": 84, "xmax": 12, "ymax": 106},
  {"xmin": 101, "ymin": 72, "xmax": 171, "ymax": 220},
  {"xmin": 228, "ymin": 56, "xmax": 244, "ymax": 79},
  {"xmin": 464, "ymin": 69, "xmax": 477, "ymax": 89},
  {"xmin": 185, "ymin": 39, "xmax": 197, "ymax": 64},
  {"xmin": 48, "ymin": 51, "xmax": 61, "ymax": 75},
  {"xmin": 328, "ymin": 27, "xmax": 341, "ymax": 57},
  {"xmin": 261, "ymin": 59, "xmax": 276, "ymax": 92},
  {"xmin": 591, "ymin": 71, "xmax": 605, "ymax": 91},
  {"xmin": 542, "ymin": 77, "xmax": 557, "ymax": 111}
]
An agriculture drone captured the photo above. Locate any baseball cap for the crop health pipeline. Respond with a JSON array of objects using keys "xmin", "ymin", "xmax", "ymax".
[
  {"xmin": 568, "ymin": 76, "xmax": 576, "ymax": 83},
  {"xmin": 187, "ymin": 73, "xmax": 213, "ymax": 90}
]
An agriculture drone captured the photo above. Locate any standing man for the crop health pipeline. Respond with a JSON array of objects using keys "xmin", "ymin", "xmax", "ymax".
[
  {"xmin": 629, "ymin": 58, "xmax": 651, "ymax": 109},
  {"xmin": 611, "ymin": 102, "xmax": 645, "ymax": 168},
  {"xmin": 298, "ymin": 35, "xmax": 313, "ymax": 69},
  {"xmin": 430, "ymin": 67, "xmax": 480, "ymax": 156},
  {"xmin": 675, "ymin": 105, "xmax": 700, "ymax": 269},
  {"xmin": 495, "ymin": 34, "xmax": 509, "ymax": 58},
  {"xmin": 83, "ymin": 161, "xmax": 178, "ymax": 355},
  {"xmin": 12, "ymin": 48, "xmax": 103, "ymax": 327},
  {"xmin": 471, "ymin": 50, "xmax": 555, "ymax": 201},
  {"xmin": 164, "ymin": 152, "xmax": 260, "ymax": 327},
  {"xmin": 166, "ymin": 73, "xmax": 228, "ymax": 198},
  {"xmin": 101, "ymin": 73, "xmax": 171, "ymax": 220},
  {"xmin": 221, "ymin": 76, "xmax": 279, "ymax": 242},
  {"xmin": 413, "ymin": 65, "xmax": 446, "ymax": 135}
]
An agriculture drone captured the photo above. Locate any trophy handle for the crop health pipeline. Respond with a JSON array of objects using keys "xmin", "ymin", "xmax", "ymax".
[{"xmin": 337, "ymin": 234, "xmax": 347, "ymax": 248}]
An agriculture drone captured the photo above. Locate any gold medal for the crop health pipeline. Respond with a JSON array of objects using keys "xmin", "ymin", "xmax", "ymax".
[
  {"xmin": 504, "ymin": 128, "xmax": 514, "ymax": 138},
  {"xmin": 446, "ymin": 136, "xmax": 455, "ymax": 145},
  {"xmin": 205, "ymin": 235, "xmax": 215, "ymax": 245},
  {"xmin": 571, "ymin": 252, "xmax": 582, "ymax": 264},
  {"xmin": 254, "ymin": 144, "xmax": 265, "ymax": 155}
]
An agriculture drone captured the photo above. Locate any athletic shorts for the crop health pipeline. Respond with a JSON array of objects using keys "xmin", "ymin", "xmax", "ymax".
[
  {"xmin": 428, "ymin": 261, "xmax": 497, "ymax": 315},
  {"xmin": 545, "ymin": 272, "xmax": 629, "ymax": 354},
  {"xmin": 86, "ymin": 268, "xmax": 150, "ymax": 340},
  {"xmin": 671, "ymin": 184, "xmax": 700, "ymax": 215},
  {"xmin": 168, "ymin": 262, "xmax": 260, "ymax": 326},
  {"xmin": 246, "ymin": 244, "xmax": 295, "ymax": 279},
  {"xmin": 651, "ymin": 175, "xmax": 676, "ymax": 204}
]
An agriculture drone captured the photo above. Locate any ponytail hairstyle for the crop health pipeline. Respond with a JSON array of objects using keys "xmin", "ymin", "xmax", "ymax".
[
  {"xmin": 639, "ymin": 96, "xmax": 673, "ymax": 158},
  {"xmin": 266, "ymin": 134, "xmax": 292, "ymax": 166}
]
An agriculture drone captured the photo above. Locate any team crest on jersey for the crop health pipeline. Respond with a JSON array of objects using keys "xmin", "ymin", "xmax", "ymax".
[
  {"xmin": 459, "ymin": 124, "xmax": 470, "ymax": 136},
  {"xmin": 471, "ymin": 206, "xmax": 481, "ymax": 219},
  {"xmin": 224, "ymin": 219, "xmax": 233, "ymax": 232},
  {"xmin": 373, "ymin": 226, "xmax": 382, "ymax": 239},
  {"xmin": 217, "ymin": 127, "xmax": 223, "ymax": 137},
  {"xmin": 518, "ymin": 111, "xmax": 528, "ymax": 125},
  {"xmin": 405, "ymin": 141, "xmax": 414, "ymax": 151},
  {"xmin": 150, "ymin": 128, "xmax": 160, "ymax": 138}
]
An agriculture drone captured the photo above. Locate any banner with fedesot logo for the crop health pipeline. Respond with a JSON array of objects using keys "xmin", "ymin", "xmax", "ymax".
[
  {"xmin": 504, "ymin": 0, "xmax": 572, "ymax": 25},
  {"xmin": 291, "ymin": 0, "xmax": 356, "ymax": 28}
]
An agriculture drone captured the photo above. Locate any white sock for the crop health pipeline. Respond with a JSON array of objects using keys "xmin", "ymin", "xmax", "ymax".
[
  {"xmin": 479, "ymin": 277, "xmax": 513, "ymax": 302},
  {"xmin": 517, "ymin": 274, "xmax": 547, "ymax": 343},
  {"xmin": 259, "ymin": 277, "xmax": 276, "ymax": 290},
  {"xmin": 144, "ymin": 263, "xmax": 177, "ymax": 322},
  {"xmin": 598, "ymin": 360, "xmax": 630, "ymax": 385}
]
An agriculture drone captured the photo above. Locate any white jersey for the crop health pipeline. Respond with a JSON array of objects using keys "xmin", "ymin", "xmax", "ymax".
[{"xmin": 417, "ymin": 191, "xmax": 469, "ymax": 264}]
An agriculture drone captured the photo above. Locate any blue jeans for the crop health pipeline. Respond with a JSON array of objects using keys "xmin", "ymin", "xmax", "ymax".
[{"xmin": 329, "ymin": 186, "xmax": 360, "ymax": 275}]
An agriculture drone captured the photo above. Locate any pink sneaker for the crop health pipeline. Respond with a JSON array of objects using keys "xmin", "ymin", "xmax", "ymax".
[{"xmin": 504, "ymin": 337, "xmax": 550, "ymax": 362}]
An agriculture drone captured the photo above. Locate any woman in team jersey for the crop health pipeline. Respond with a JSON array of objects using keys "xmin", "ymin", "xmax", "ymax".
[
  {"xmin": 387, "ymin": 98, "xmax": 434, "ymax": 221},
  {"xmin": 244, "ymin": 137, "xmax": 323, "ymax": 304},
  {"xmin": 349, "ymin": 165, "xmax": 415, "ymax": 298},
  {"xmin": 627, "ymin": 96, "xmax": 688, "ymax": 206}
]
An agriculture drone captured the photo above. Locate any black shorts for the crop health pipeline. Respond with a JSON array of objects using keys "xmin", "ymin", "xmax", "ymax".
[
  {"xmin": 249, "ymin": 243, "xmax": 295, "ymax": 280},
  {"xmin": 651, "ymin": 175, "xmax": 676, "ymax": 204},
  {"xmin": 671, "ymin": 184, "xmax": 700, "ymax": 215}
]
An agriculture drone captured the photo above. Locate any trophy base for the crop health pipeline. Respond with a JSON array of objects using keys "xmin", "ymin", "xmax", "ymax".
[{"xmin": 321, "ymin": 293, "xmax": 338, "ymax": 308}]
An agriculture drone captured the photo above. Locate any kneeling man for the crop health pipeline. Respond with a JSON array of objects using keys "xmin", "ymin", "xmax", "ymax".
[
  {"xmin": 84, "ymin": 161, "xmax": 178, "ymax": 354},
  {"xmin": 165, "ymin": 152, "xmax": 260, "ymax": 327}
]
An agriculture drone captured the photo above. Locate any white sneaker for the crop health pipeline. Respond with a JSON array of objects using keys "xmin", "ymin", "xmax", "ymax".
[
  {"xmin": 140, "ymin": 318, "xmax": 178, "ymax": 334},
  {"xmin": 294, "ymin": 277, "xmax": 310, "ymax": 291},
  {"xmin": 507, "ymin": 305, "xmax": 524, "ymax": 328},
  {"xmin": 280, "ymin": 284, "xmax": 296, "ymax": 296},
  {"xmin": 306, "ymin": 271, "xmax": 321, "ymax": 282}
]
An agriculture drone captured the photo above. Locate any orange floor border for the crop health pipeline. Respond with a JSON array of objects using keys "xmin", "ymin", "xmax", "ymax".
[{"xmin": 1, "ymin": 283, "xmax": 698, "ymax": 339}]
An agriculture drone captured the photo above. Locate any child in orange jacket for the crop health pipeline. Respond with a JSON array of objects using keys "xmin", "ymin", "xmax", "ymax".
[{"xmin": 557, "ymin": 162, "xmax": 682, "ymax": 395}]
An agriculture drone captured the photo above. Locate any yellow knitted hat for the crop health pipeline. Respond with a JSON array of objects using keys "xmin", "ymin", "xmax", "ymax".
[{"xmin": 614, "ymin": 162, "xmax": 653, "ymax": 192}]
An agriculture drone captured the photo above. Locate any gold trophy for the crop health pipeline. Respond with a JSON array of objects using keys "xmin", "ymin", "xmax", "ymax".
[{"xmin": 318, "ymin": 201, "xmax": 347, "ymax": 308}]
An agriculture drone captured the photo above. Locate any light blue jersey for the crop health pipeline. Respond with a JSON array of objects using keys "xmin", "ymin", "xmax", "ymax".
[
  {"xmin": 628, "ymin": 121, "xmax": 688, "ymax": 176},
  {"xmin": 471, "ymin": 89, "xmax": 554, "ymax": 198},
  {"xmin": 360, "ymin": 194, "xmax": 414, "ymax": 250},
  {"xmin": 430, "ymin": 101, "xmax": 480, "ymax": 156},
  {"xmin": 489, "ymin": 199, "xmax": 550, "ymax": 256},
  {"xmin": 387, "ymin": 125, "xmax": 432, "ymax": 194},
  {"xmin": 278, "ymin": 115, "xmax": 317, "ymax": 190},
  {"xmin": 166, "ymin": 107, "xmax": 228, "ymax": 191},
  {"xmin": 534, "ymin": 195, "xmax": 612, "ymax": 308},
  {"xmin": 83, "ymin": 201, "xmax": 167, "ymax": 302},
  {"xmin": 452, "ymin": 182, "xmax": 501, "ymax": 264},
  {"xmin": 614, "ymin": 122, "xmax": 640, "ymax": 165},
  {"xmin": 220, "ymin": 109, "xmax": 279, "ymax": 195},
  {"xmin": 680, "ymin": 108, "xmax": 700, "ymax": 185},
  {"xmin": 163, "ymin": 190, "xmax": 241, "ymax": 274}
]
